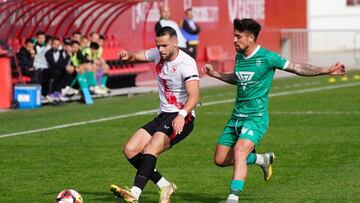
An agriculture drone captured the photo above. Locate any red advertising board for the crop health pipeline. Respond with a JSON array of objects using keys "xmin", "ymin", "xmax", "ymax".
[{"xmin": 107, "ymin": 0, "xmax": 306, "ymax": 61}]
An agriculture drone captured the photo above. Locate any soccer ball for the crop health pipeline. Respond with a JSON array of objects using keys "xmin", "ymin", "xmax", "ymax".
[{"xmin": 55, "ymin": 189, "xmax": 83, "ymax": 203}]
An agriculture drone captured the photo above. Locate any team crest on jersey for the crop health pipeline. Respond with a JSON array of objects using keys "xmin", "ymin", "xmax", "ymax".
[
  {"xmin": 235, "ymin": 71, "xmax": 255, "ymax": 90},
  {"xmin": 170, "ymin": 66, "xmax": 177, "ymax": 73},
  {"xmin": 256, "ymin": 59, "xmax": 262, "ymax": 67}
]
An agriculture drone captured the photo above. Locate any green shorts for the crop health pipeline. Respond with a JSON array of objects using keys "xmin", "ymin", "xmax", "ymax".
[{"xmin": 218, "ymin": 116, "xmax": 268, "ymax": 147}]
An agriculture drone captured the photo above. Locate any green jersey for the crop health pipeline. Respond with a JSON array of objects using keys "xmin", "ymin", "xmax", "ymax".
[{"xmin": 232, "ymin": 45, "xmax": 288, "ymax": 119}]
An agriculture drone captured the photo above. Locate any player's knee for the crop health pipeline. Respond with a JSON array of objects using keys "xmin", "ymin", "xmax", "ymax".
[
  {"xmin": 143, "ymin": 145, "xmax": 157, "ymax": 156},
  {"xmin": 123, "ymin": 143, "xmax": 139, "ymax": 158},
  {"xmin": 234, "ymin": 145, "xmax": 248, "ymax": 161},
  {"xmin": 143, "ymin": 142, "xmax": 163, "ymax": 156},
  {"xmin": 214, "ymin": 156, "xmax": 227, "ymax": 167}
]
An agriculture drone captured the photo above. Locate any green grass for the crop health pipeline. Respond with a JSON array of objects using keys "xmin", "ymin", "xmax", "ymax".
[{"xmin": 1, "ymin": 71, "xmax": 360, "ymax": 202}]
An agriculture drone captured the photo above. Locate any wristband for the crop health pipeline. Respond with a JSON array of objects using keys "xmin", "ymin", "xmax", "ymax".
[{"xmin": 178, "ymin": 109, "xmax": 187, "ymax": 118}]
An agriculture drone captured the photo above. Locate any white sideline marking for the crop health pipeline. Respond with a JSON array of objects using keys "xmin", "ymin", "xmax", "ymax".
[{"xmin": 1, "ymin": 82, "xmax": 359, "ymax": 139}]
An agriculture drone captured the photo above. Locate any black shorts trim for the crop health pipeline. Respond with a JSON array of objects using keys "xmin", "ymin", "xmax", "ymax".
[{"xmin": 141, "ymin": 112, "xmax": 195, "ymax": 146}]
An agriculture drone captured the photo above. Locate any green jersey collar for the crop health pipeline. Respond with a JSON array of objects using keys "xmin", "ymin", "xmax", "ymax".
[{"xmin": 242, "ymin": 45, "xmax": 261, "ymax": 60}]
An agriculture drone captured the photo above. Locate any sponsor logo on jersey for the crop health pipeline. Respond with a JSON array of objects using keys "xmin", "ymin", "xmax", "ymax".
[
  {"xmin": 256, "ymin": 59, "xmax": 262, "ymax": 67},
  {"xmin": 235, "ymin": 71, "xmax": 255, "ymax": 90}
]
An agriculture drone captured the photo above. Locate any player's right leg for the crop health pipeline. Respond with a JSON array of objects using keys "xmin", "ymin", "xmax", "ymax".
[{"xmin": 123, "ymin": 128, "xmax": 152, "ymax": 158}]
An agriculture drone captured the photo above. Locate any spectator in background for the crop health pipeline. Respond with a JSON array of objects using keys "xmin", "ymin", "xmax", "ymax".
[
  {"xmin": 70, "ymin": 41, "xmax": 106, "ymax": 95},
  {"xmin": 89, "ymin": 32, "xmax": 104, "ymax": 57},
  {"xmin": 180, "ymin": 8, "xmax": 201, "ymax": 59},
  {"xmin": 89, "ymin": 32, "xmax": 100, "ymax": 43},
  {"xmin": 81, "ymin": 34, "xmax": 110, "ymax": 93},
  {"xmin": 99, "ymin": 35, "xmax": 105, "ymax": 47},
  {"xmin": 79, "ymin": 36, "xmax": 90, "ymax": 61},
  {"xmin": 71, "ymin": 31, "xmax": 82, "ymax": 43},
  {"xmin": 155, "ymin": 5, "xmax": 188, "ymax": 53},
  {"xmin": 60, "ymin": 38, "xmax": 79, "ymax": 97},
  {"xmin": 89, "ymin": 42, "xmax": 110, "ymax": 93},
  {"xmin": 33, "ymin": 31, "xmax": 51, "ymax": 96},
  {"xmin": 16, "ymin": 38, "xmax": 36, "ymax": 81},
  {"xmin": 45, "ymin": 37, "xmax": 70, "ymax": 102}
]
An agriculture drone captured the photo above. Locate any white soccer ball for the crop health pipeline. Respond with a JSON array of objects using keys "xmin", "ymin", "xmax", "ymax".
[{"xmin": 55, "ymin": 189, "xmax": 83, "ymax": 203}]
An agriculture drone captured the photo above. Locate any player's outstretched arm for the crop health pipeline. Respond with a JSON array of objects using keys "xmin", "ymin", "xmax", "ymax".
[
  {"xmin": 118, "ymin": 50, "xmax": 147, "ymax": 63},
  {"xmin": 203, "ymin": 64, "xmax": 237, "ymax": 85},
  {"xmin": 172, "ymin": 80, "xmax": 200, "ymax": 135},
  {"xmin": 285, "ymin": 62, "xmax": 347, "ymax": 76}
]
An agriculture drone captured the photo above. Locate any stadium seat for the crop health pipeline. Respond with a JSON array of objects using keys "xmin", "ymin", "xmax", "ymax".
[{"xmin": 206, "ymin": 45, "xmax": 225, "ymax": 71}]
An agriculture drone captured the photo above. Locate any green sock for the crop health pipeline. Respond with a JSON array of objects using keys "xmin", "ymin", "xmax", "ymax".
[
  {"xmin": 77, "ymin": 73, "xmax": 88, "ymax": 88},
  {"xmin": 101, "ymin": 75, "xmax": 108, "ymax": 87},
  {"xmin": 85, "ymin": 71, "xmax": 97, "ymax": 87},
  {"xmin": 246, "ymin": 153, "xmax": 257, "ymax": 164},
  {"xmin": 230, "ymin": 180, "xmax": 244, "ymax": 195}
]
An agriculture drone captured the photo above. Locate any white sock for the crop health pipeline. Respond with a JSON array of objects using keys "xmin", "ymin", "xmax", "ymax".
[
  {"xmin": 227, "ymin": 194, "xmax": 239, "ymax": 201},
  {"xmin": 156, "ymin": 177, "xmax": 171, "ymax": 188},
  {"xmin": 255, "ymin": 154, "xmax": 265, "ymax": 165},
  {"xmin": 130, "ymin": 186, "xmax": 142, "ymax": 200}
]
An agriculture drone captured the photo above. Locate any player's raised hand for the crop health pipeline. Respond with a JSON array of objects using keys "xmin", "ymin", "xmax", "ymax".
[
  {"xmin": 328, "ymin": 62, "xmax": 346, "ymax": 76},
  {"xmin": 118, "ymin": 50, "xmax": 131, "ymax": 61},
  {"xmin": 203, "ymin": 64, "xmax": 216, "ymax": 77}
]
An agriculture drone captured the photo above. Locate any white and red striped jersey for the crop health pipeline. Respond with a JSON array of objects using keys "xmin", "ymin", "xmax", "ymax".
[{"xmin": 145, "ymin": 48, "xmax": 199, "ymax": 116}]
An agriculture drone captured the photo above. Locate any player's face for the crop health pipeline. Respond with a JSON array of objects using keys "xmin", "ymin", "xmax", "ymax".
[
  {"xmin": 72, "ymin": 34, "xmax": 81, "ymax": 42},
  {"xmin": 72, "ymin": 44, "xmax": 79, "ymax": 53},
  {"xmin": 155, "ymin": 35, "xmax": 178, "ymax": 61},
  {"xmin": 80, "ymin": 38, "xmax": 88, "ymax": 48},
  {"xmin": 25, "ymin": 42, "xmax": 34, "ymax": 52},
  {"xmin": 63, "ymin": 44, "xmax": 72, "ymax": 54},
  {"xmin": 186, "ymin": 10, "xmax": 193, "ymax": 19},
  {"xmin": 160, "ymin": 7, "xmax": 171, "ymax": 20},
  {"xmin": 37, "ymin": 35, "xmax": 46, "ymax": 45},
  {"xmin": 233, "ymin": 30, "xmax": 252, "ymax": 53},
  {"xmin": 90, "ymin": 33, "xmax": 100, "ymax": 43},
  {"xmin": 51, "ymin": 40, "xmax": 61, "ymax": 50}
]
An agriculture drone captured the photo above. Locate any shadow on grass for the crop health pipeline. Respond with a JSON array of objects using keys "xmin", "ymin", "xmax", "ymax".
[{"xmin": 75, "ymin": 190, "xmax": 224, "ymax": 203}]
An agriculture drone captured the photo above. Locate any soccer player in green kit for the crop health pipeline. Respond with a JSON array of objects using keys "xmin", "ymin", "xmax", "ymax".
[{"xmin": 203, "ymin": 18, "xmax": 346, "ymax": 203}]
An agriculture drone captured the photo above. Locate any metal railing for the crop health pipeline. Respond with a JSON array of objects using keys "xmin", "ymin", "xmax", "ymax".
[{"xmin": 280, "ymin": 29, "xmax": 360, "ymax": 68}]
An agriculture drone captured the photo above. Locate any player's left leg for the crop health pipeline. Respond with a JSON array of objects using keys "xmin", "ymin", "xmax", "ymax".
[
  {"xmin": 225, "ymin": 139, "xmax": 254, "ymax": 203},
  {"xmin": 112, "ymin": 132, "xmax": 171, "ymax": 202},
  {"xmin": 225, "ymin": 119, "xmax": 274, "ymax": 202},
  {"xmin": 122, "ymin": 132, "xmax": 171, "ymax": 202}
]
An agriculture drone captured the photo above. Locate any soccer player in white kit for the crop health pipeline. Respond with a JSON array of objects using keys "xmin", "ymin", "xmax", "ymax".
[{"xmin": 111, "ymin": 26, "xmax": 200, "ymax": 203}]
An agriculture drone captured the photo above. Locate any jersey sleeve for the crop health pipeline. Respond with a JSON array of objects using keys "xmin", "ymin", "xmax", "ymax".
[
  {"xmin": 181, "ymin": 60, "xmax": 199, "ymax": 83},
  {"xmin": 144, "ymin": 48, "xmax": 160, "ymax": 62},
  {"xmin": 267, "ymin": 52, "xmax": 289, "ymax": 70}
]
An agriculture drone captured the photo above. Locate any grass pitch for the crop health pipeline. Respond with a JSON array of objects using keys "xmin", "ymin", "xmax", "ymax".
[{"xmin": 0, "ymin": 71, "xmax": 360, "ymax": 203}]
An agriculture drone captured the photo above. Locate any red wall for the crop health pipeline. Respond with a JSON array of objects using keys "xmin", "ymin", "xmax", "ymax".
[{"xmin": 107, "ymin": 0, "xmax": 307, "ymax": 61}]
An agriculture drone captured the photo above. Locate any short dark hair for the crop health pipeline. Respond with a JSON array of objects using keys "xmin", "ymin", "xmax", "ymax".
[
  {"xmin": 185, "ymin": 7, "xmax": 192, "ymax": 13},
  {"xmin": 99, "ymin": 34, "xmax": 105, "ymax": 40},
  {"xmin": 71, "ymin": 41, "xmax": 80, "ymax": 46},
  {"xmin": 156, "ymin": 26, "xmax": 177, "ymax": 38},
  {"xmin": 63, "ymin": 38, "xmax": 72, "ymax": 45},
  {"xmin": 51, "ymin": 36, "xmax": 60, "ymax": 42},
  {"xmin": 36, "ymin": 31, "xmax": 46, "ymax": 36},
  {"xmin": 90, "ymin": 42, "xmax": 99, "ymax": 50},
  {"xmin": 25, "ymin": 38, "xmax": 33, "ymax": 44},
  {"xmin": 233, "ymin": 18, "xmax": 261, "ymax": 41},
  {"xmin": 89, "ymin": 32, "xmax": 98, "ymax": 37},
  {"xmin": 72, "ymin": 31, "xmax": 81, "ymax": 36}
]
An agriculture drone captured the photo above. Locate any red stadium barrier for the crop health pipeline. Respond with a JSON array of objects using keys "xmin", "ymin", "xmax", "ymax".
[{"xmin": 0, "ymin": 56, "xmax": 12, "ymax": 109}]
